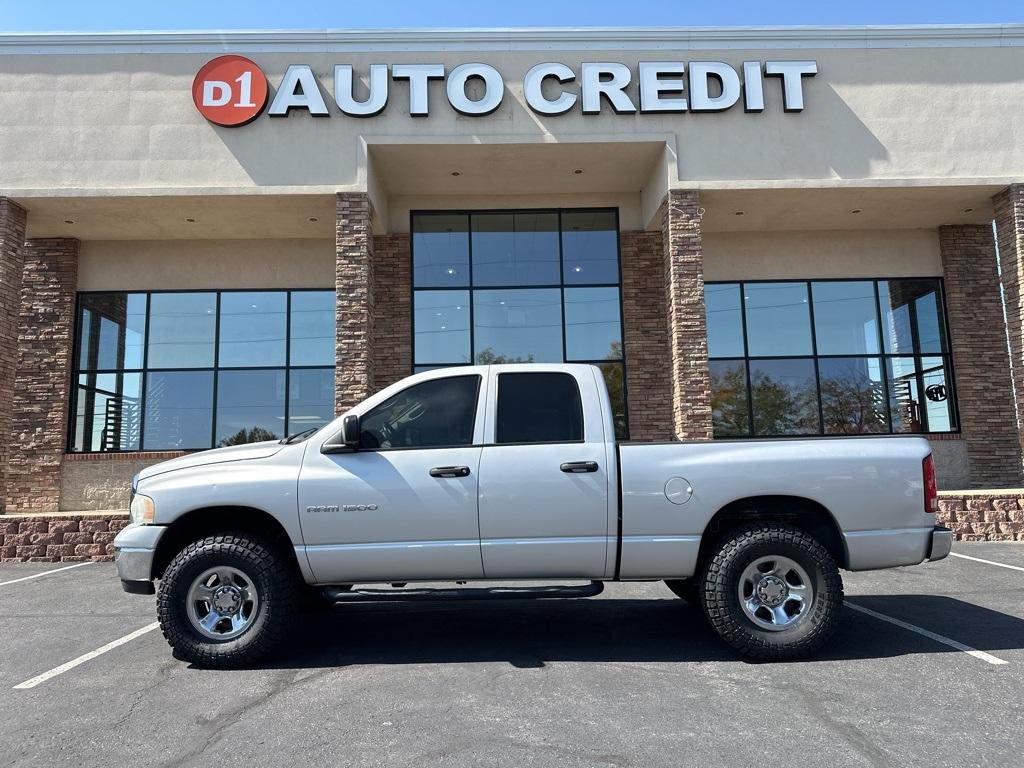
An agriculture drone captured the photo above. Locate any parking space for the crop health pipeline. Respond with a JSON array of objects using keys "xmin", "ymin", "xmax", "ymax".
[{"xmin": 1, "ymin": 544, "xmax": 1023, "ymax": 768}]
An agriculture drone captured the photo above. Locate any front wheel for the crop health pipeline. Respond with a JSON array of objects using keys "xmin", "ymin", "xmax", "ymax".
[
  {"xmin": 157, "ymin": 533, "xmax": 297, "ymax": 668},
  {"xmin": 700, "ymin": 523, "xmax": 843, "ymax": 661}
]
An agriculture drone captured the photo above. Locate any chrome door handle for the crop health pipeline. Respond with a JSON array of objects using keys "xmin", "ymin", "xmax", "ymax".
[
  {"xmin": 560, "ymin": 461, "xmax": 599, "ymax": 473},
  {"xmin": 430, "ymin": 466, "xmax": 470, "ymax": 478}
]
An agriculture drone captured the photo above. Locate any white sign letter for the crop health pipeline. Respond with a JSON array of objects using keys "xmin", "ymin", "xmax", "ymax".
[
  {"xmin": 335, "ymin": 64, "xmax": 389, "ymax": 117},
  {"xmin": 202, "ymin": 80, "xmax": 231, "ymax": 107},
  {"xmin": 580, "ymin": 62, "xmax": 636, "ymax": 115},
  {"xmin": 742, "ymin": 61, "xmax": 764, "ymax": 113},
  {"xmin": 523, "ymin": 62, "xmax": 577, "ymax": 116},
  {"xmin": 268, "ymin": 65, "xmax": 329, "ymax": 116},
  {"xmin": 688, "ymin": 62, "xmax": 741, "ymax": 112},
  {"xmin": 638, "ymin": 62, "xmax": 687, "ymax": 113},
  {"xmin": 392, "ymin": 64, "xmax": 445, "ymax": 116},
  {"xmin": 446, "ymin": 63, "xmax": 504, "ymax": 116},
  {"xmin": 765, "ymin": 60, "xmax": 818, "ymax": 112}
]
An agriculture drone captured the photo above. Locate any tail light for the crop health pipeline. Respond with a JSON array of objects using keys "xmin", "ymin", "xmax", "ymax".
[{"xmin": 923, "ymin": 455, "xmax": 938, "ymax": 513}]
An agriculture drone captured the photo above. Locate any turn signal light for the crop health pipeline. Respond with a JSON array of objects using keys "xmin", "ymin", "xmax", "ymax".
[{"xmin": 923, "ymin": 455, "xmax": 938, "ymax": 514}]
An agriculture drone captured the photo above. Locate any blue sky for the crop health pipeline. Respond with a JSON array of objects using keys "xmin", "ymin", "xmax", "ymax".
[{"xmin": 1, "ymin": 0, "xmax": 1022, "ymax": 32}]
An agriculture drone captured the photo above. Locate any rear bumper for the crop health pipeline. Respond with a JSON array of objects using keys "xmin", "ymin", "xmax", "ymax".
[
  {"xmin": 843, "ymin": 526, "xmax": 937, "ymax": 571},
  {"xmin": 927, "ymin": 525, "xmax": 953, "ymax": 562},
  {"xmin": 112, "ymin": 523, "xmax": 167, "ymax": 593}
]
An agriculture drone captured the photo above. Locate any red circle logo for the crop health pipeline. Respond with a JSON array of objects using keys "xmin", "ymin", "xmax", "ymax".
[{"xmin": 192, "ymin": 55, "xmax": 268, "ymax": 126}]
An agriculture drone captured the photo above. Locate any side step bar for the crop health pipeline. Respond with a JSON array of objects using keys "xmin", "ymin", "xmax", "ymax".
[{"xmin": 323, "ymin": 581, "xmax": 604, "ymax": 603}]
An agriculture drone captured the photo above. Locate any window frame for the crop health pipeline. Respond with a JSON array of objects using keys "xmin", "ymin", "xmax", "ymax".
[
  {"xmin": 706, "ymin": 277, "xmax": 960, "ymax": 438},
  {"xmin": 409, "ymin": 207, "xmax": 629, "ymax": 438},
  {"xmin": 355, "ymin": 373, "xmax": 483, "ymax": 452},
  {"xmin": 68, "ymin": 288, "xmax": 336, "ymax": 453}
]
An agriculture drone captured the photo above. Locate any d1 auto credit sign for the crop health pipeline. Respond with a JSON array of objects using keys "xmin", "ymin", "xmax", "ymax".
[{"xmin": 192, "ymin": 55, "xmax": 269, "ymax": 126}]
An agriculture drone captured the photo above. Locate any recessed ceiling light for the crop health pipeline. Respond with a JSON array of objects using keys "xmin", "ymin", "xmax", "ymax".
[
  {"xmin": 573, "ymin": 265, "xmax": 583, "ymax": 273},
  {"xmin": 734, "ymin": 211, "xmax": 745, "ymax": 216},
  {"xmin": 63, "ymin": 219, "xmax": 74, "ymax": 225},
  {"xmin": 447, "ymin": 268, "xmax": 455, "ymax": 275},
  {"xmin": 850, "ymin": 209, "xmax": 863, "ymax": 214},
  {"xmin": 573, "ymin": 169, "xmax": 584, "ymax": 175},
  {"xmin": 308, "ymin": 216, "xmax": 319, "ymax": 223},
  {"xmin": 450, "ymin": 171, "xmax": 461, "ymax": 177},
  {"xmin": 185, "ymin": 217, "xmax": 196, "ymax": 223},
  {"xmin": 962, "ymin": 207, "xmax": 975, "ymax": 214}
]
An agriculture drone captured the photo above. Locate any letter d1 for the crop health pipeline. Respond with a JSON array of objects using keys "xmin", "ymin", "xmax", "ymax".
[{"xmin": 193, "ymin": 55, "xmax": 269, "ymax": 126}]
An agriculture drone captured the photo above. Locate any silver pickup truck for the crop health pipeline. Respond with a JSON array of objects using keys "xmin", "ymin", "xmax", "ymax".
[{"xmin": 113, "ymin": 363, "xmax": 951, "ymax": 667}]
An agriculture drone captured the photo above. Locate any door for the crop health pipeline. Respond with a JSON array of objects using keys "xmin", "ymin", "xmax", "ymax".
[
  {"xmin": 477, "ymin": 370, "xmax": 611, "ymax": 578},
  {"xmin": 299, "ymin": 374, "xmax": 486, "ymax": 583}
]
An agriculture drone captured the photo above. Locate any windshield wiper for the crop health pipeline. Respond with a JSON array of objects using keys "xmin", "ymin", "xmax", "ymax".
[{"xmin": 280, "ymin": 427, "xmax": 319, "ymax": 445}]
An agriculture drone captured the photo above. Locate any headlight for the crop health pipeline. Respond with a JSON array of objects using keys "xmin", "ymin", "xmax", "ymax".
[{"xmin": 130, "ymin": 493, "xmax": 156, "ymax": 525}]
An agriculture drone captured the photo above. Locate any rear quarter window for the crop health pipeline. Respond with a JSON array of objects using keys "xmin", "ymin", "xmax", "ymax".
[{"xmin": 496, "ymin": 372, "xmax": 584, "ymax": 444}]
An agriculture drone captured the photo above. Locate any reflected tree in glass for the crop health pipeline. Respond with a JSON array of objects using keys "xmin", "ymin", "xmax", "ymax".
[
  {"xmin": 710, "ymin": 360, "xmax": 749, "ymax": 437},
  {"xmin": 819, "ymin": 358, "xmax": 888, "ymax": 434}
]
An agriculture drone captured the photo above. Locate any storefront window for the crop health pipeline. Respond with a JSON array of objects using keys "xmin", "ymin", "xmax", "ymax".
[
  {"xmin": 412, "ymin": 208, "xmax": 627, "ymax": 438},
  {"xmin": 706, "ymin": 278, "xmax": 956, "ymax": 437},
  {"xmin": 71, "ymin": 290, "xmax": 335, "ymax": 452}
]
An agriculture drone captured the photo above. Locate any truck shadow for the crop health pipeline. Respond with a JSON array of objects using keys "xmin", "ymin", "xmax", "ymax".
[{"xmin": 255, "ymin": 593, "xmax": 1024, "ymax": 669}]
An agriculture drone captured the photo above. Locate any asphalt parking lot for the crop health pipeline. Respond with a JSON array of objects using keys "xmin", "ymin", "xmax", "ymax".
[{"xmin": 1, "ymin": 543, "xmax": 1023, "ymax": 768}]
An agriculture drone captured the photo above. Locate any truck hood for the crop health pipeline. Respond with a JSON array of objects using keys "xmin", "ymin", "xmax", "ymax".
[{"xmin": 135, "ymin": 441, "xmax": 285, "ymax": 483}]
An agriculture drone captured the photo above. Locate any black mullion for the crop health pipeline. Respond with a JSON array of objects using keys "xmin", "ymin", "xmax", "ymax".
[
  {"xmin": 467, "ymin": 213, "xmax": 476, "ymax": 365},
  {"xmin": 138, "ymin": 292, "xmax": 151, "ymax": 451},
  {"xmin": 558, "ymin": 210, "xmax": 568, "ymax": 365},
  {"xmin": 66, "ymin": 293, "xmax": 84, "ymax": 452},
  {"xmin": 805, "ymin": 281, "xmax": 825, "ymax": 435},
  {"xmin": 211, "ymin": 292, "xmax": 221, "ymax": 449},
  {"xmin": 408, "ymin": 209, "xmax": 416, "ymax": 374},
  {"xmin": 873, "ymin": 281, "xmax": 895, "ymax": 434},
  {"xmin": 284, "ymin": 291, "xmax": 292, "ymax": 436},
  {"xmin": 739, "ymin": 282, "xmax": 755, "ymax": 437}
]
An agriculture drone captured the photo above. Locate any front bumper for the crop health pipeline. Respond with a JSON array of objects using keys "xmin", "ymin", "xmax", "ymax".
[
  {"xmin": 927, "ymin": 525, "xmax": 953, "ymax": 562},
  {"xmin": 113, "ymin": 523, "xmax": 168, "ymax": 594}
]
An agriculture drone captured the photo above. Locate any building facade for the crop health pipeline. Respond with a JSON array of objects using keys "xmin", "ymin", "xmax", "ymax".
[{"xmin": 2, "ymin": 25, "xmax": 1024, "ymax": 528}]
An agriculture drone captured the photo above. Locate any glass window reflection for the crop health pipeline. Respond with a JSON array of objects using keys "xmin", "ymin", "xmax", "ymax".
[
  {"xmin": 565, "ymin": 287, "xmax": 622, "ymax": 361},
  {"xmin": 413, "ymin": 214, "xmax": 470, "ymax": 287},
  {"xmin": 710, "ymin": 359, "xmax": 749, "ymax": 437},
  {"xmin": 879, "ymin": 279, "xmax": 947, "ymax": 355},
  {"xmin": 706, "ymin": 283, "xmax": 744, "ymax": 358},
  {"xmin": 744, "ymin": 283, "xmax": 812, "ymax": 356},
  {"xmin": 749, "ymin": 358, "xmax": 819, "ymax": 436},
  {"xmin": 147, "ymin": 293, "xmax": 216, "ymax": 369},
  {"xmin": 472, "ymin": 212, "xmax": 560, "ymax": 286},
  {"xmin": 218, "ymin": 291, "xmax": 286, "ymax": 367},
  {"xmin": 812, "ymin": 281, "xmax": 879, "ymax": 355},
  {"xmin": 818, "ymin": 357, "xmax": 888, "ymax": 434},
  {"xmin": 414, "ymin": 290, "xmax": 470, "ymax": 364},
  {"xmin": 290, "ymin": 291, "xmax": 335, "ymax": 366},
  {"xmin": 562, "ymin": 210, "xmax": 619, "ymax": 284},
  {"xmin": 288, "ymin": 368, "xmax": 334, "ymax": 434},
  {"xmin": 143, "ymin": 371, "xmax": 214, "ymax": 450},
  {"xmin": 215, "ymin": 369, "xmax": 286, "ymax": 446},
  {"xmin": 474, "ymin": 289, "xmax": 562, "ymax": 363}
]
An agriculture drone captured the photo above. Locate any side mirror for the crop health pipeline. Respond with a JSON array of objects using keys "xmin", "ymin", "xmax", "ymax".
[
  {"xmin": 342, "ymin": 414, "xmax": 361, "ymax": 449},
  {"xmin": 321, "ymin": 414, "xmax": 361, "ymax": 454}
]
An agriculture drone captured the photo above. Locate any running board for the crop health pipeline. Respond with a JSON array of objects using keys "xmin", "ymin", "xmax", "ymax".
[{"xmin": 323, "ymin": 581, "xmax": 604, "ymax": 603}]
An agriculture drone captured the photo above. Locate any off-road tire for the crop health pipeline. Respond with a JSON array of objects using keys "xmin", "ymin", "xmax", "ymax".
[
  {"xmin": 157, "ymin": 533, "xmax": 297, "ymax": 668},
  {"xmin": 663, "ymin": 579, "xmax": 700, "ymax": 604},
  {"xmin": 700, "ymin": 523, "xmax": 843, "ymax": 661}
]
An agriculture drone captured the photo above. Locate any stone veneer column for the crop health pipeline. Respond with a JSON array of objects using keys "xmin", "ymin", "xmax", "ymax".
[
  {"xmin": 335, "ymin": 193, "xmax": 375, "ymax": 413},
  {"xmin": 0, "ymin": 199, "xmax": 28, "ymax": 513},
  {"xmin": 994, "ymin": 184, "xmax": 1024, "ymax": 481},
  {"xmin": 939, "ymin": 225, "xmax": 1022, "ymax": 487},
  {"xmin": 620, "ymin": 230, "xmax": 675, "ymax": 441},
  {"xmin": 371, "ymin": 234, "xmax": 412, "ymax": 391},
  {"xmin": 6, "ymin": 239, "xmax": 80, "ymax": 512},
  {"xmin": 661, "ymin": 191, "xmax": 713, "ymax": 440}
]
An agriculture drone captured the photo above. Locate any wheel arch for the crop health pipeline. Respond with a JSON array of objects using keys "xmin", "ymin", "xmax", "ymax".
[
  {"xmin": 697, "ymin": 495, "xmax": 849, "ymax": 571},
  {"xmin": 151, "ymin": 505, "xmax": 300, "ymax": 581}
]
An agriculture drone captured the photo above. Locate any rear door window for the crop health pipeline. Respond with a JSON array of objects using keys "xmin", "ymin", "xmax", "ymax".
[{"xmin": 495, "ymin": 372, "xmax": 584, "ymax": 444}]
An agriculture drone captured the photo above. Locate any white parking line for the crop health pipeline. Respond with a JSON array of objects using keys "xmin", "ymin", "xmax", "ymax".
[
  {"xmin": 12, "ymin": 622, "xmax": 160, "ymax": 690},
  {"xmin": 847, "ymin": 602, "xmax": 1008, "ymax": 666},
  {"xmin": 0, "ymin": 561, "xmax": 94, "ymax": 587},
  {"xmin": 950, "ymin": 552, "xmax": 1024, "ymax": 573}
]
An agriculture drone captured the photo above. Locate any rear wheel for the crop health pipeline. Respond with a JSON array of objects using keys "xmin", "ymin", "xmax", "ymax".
[
  {"xmin": 157, "ymin": 533, "xmax": 297, "ymax": 668},
  {"xmin": 700, "ymin": 523, "xmax": 843, "ymax": 661}
]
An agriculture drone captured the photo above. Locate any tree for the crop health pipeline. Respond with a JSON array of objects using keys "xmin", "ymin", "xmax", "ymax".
[{"xmin": 219, "ymin": 426, "xmax": 278, "ymax": 447}]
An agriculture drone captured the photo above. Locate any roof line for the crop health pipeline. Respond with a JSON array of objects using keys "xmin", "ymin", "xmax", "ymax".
[{"xmin": 0, "ymin": 24, "xmax": 1023, "ymax": 52}]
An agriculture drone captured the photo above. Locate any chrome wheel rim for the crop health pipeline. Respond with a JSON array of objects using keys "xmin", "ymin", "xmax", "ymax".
[
  {"xmin": 738, "ymin": 555, "xmax": 813, "ymax": 632},
  {"xmin": 186, "ymin": 566, "xmax": 259, "ymax": 640}
]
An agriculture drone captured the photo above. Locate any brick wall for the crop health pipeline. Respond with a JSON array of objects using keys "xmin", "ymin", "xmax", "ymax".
[
  {"xmin": 6, "ymin": 238, "xmax": 80, "ymax": 513},
  {"xmin": 661, "ymin": 191, "xmax": 713, "ymax": 440},
  {"xmin": 371, "ymin": 234, "xmax": 412, "ymax": 390},
  {"xmin": 0, "ymin": 513, "xmax": 129, "ymax": 561},
  {"xmin": 620, "ymin": 230, "xmax": 674, "ymax": 441},
  {"xmin": 938, "ymin": 225, "xmax": 1023, "ymax": 486},
  {"xmin": 0, "ymin": 198, "xmax": 28, "ymax": 513},
  {"xmin": 937, "ymin": 492, "xmax": 1024, "ymax": 541},
  {"xmin": 335, "ymin": 193, "xmax": 375, "ymax": 413},
  {"xmin": 993, "ymin": 184, "xmax": 1024, "ymax": 476}
]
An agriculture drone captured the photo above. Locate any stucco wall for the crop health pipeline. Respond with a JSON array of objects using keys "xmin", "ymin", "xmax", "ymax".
[
  {"xmin": 78, "ymin": 238, "xmax": 335, "ymax": 291},
  {"xmin": 2, "ymin": 38, "xmax": 1024, "ymax": 196},
  {"xmin": 703, "ymin": 228, "xmax": 942, "ymax": 281}
]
